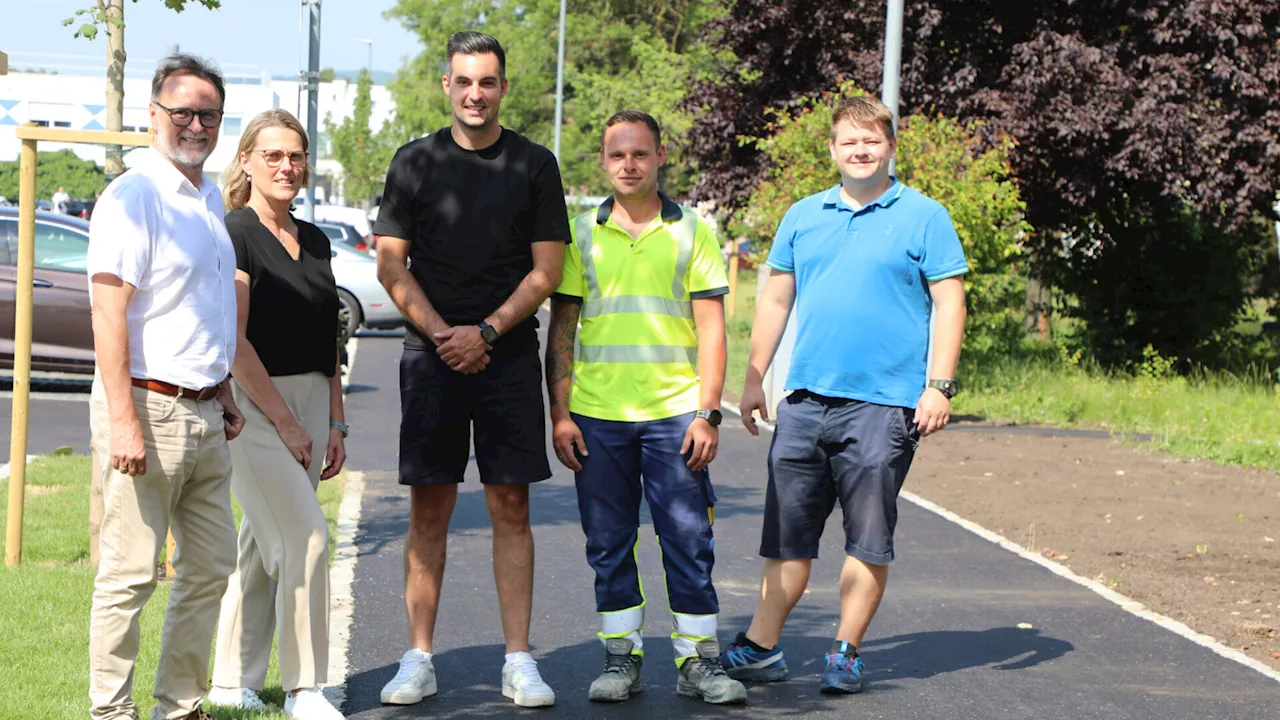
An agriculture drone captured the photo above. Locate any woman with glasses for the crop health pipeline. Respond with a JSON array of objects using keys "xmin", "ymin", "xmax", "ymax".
[{"xmin": 207, "ymin": 109, "xmax": 347, "ymax": 719}]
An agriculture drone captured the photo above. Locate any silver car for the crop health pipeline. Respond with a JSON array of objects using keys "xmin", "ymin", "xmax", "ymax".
[{"xmin": 330, "ymin": 241, "xmax": 404, "ymax": 339}]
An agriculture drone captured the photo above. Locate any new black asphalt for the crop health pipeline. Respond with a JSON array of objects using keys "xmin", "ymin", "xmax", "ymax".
[{"xmin": 341, "ymin": 326, "xmax": 1280, "ymax": 719}]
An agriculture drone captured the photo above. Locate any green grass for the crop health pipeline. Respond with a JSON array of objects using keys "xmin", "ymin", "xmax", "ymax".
[
  {"xmin": 0, "ymin": 455, "xmax": 347, "ymax": 720},
  {"xmin": 724, "ymin": 267, "xmax": 758, "ymax": 404},
  {"xmin": 956, "ymin": 352, "xmax": 1280, "ymax": 472}
]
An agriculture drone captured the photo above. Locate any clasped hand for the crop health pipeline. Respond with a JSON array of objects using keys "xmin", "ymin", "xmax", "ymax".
[{"xmin": 434, "ymin": 325, "xmax": 491, "ymax": 374}]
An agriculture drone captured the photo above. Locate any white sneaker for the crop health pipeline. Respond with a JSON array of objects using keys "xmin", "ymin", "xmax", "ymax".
[
  {"xmin": 206, "ymin": 686, "xmax": 268, "ymax": 712},
  {"xmin": 285, "ymin": 687, "xmax": 344, "ymax": 719},
  {"xmin": 502, "ymin": 652, "xmax": 555, "ymax": 707},
  {"xmin": 380, "ymin": 649, "xmax": 438, "ymax": 705}
]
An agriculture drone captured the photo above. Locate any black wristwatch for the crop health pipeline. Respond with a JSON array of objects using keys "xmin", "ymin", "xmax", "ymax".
[
  {"xmin": 696, "ymin": 409, "xmax": 723, "ymax": 427},
  {"xmin": 928, "ymin": 379, "xmax": 959, "ymax": 399},
  {"xmin": 478, "ymin": 321, "xmax": 500, "ymax": 344}
]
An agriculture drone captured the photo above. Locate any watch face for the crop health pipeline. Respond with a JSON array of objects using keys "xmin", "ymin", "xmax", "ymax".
[{"xmin": 707, "ymin": 409, "xmax": 723, "ymax": 427}]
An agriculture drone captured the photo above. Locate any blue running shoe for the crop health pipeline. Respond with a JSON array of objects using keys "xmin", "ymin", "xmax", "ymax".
[
  {"xmin": 718, "ymin": 632, "xmax": 788, "ymax": 682},
  {"xmin": 820, "ymin": 641, "xmax": 864, "ymax": 694}
]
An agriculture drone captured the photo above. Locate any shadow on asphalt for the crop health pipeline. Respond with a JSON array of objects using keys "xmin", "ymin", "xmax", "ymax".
[
  {"xmin": 343, "ymin": 623, "xmax": 1072, "ymax": 717},
  {"xmin": 345, "ymin": 637, "xmax": 850, "ymax": 718},
  {"xmin": 861, "ymin": 626, "xmax": 1074, "ymax": 679},
  {"xmin": 353, "ymin": 480, "xmax": 766, "ymax": 560}
]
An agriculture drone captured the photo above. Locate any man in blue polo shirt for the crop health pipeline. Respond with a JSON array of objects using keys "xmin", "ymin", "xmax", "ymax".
[{"xmin": 718, "ymin": 95, "xmax": 968, "ymax": 694}]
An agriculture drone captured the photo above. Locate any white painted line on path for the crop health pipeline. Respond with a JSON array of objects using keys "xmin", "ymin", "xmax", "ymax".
[
  {"xmin": 325, "ymin": 469, "xmax": 367, "ymax": 708},
  {"xmin": 719, "ymin": 399, "xmax": 1280, "ymax": 685},
  {"xmin": 326, "ymin": 337, "xmax": 369, "ymax": 709}
]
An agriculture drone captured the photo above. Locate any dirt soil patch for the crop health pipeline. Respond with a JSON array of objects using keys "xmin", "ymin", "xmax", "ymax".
[{"xmin": 908, "ymin": 424, "xmax": 1280, "ymax": 671}]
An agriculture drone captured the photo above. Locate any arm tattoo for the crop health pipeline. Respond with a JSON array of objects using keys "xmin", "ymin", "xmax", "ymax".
[{"xmin": 545, "ymin": 298, "xmax": 581, "ymax": 407}]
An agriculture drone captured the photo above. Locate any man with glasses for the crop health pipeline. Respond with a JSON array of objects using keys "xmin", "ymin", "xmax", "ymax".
[{"xmin": 87, "ymin": 54, "xmax": 243, "ymax": 720}]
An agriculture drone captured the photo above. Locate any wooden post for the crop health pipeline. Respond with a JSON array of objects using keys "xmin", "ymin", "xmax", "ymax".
[
  {"xmin": 726, "ymin": 250, "xmax": 740, "ymax": 320},
  {"xmin": 164, "ymin": 531, "xmax": 176, "ymax": 579},
  {"xmin": 5, "ymin": 131, "xmax": 38, "ymax": 567},
  {"xmin": 89, "ymin": 451, "xmax": 104, "ymax": 566}
]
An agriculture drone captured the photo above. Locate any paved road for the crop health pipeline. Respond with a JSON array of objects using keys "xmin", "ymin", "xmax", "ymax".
[
  {"xmin": 0, "ymin": 375, "xmax": 94, "ymax": 464},
  {"xmin": 341, "ymin": 327, "xmax": 1280, "ymax": 719}
]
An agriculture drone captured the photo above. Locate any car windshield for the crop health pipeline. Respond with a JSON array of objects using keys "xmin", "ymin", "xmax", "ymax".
[{"xmin": 318, "ymin": 225, "xmax": 344, "ymax": 240}]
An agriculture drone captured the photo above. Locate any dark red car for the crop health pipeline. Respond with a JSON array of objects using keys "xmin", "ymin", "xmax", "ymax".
[{"xmin": 0, "ymin": 208, "xmax": 95, "ymax": 373}]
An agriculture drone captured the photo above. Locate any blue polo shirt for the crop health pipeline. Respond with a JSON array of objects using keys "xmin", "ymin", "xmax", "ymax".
[{"xmin": 766, "ymin": 180, "xmax": 968, "ymax": 408}]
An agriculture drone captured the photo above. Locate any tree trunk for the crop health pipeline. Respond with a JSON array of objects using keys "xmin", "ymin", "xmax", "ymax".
[
  {"xmin": 92, "ymin": 1, "xmax": 125, "ymax": 558},
  {"xmin": 89, "ymin": 447, "xmax": 103, "ymax": 566},
  {"xmin": 104, "ymin": 0, "xmax": 126, "ymax": 178},
  {"xmin": 1025, "ymin": 274, "xmax": 1051, "ymax": 340}
]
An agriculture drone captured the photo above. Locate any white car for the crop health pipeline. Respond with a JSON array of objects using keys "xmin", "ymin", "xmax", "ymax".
[
  {"xmin": 330, "ymin": 241, "xmax": 403, "ymax": 338},
  {"xmin": 294, "ymin": 200, "xmax": 373, "ymax": 239}
]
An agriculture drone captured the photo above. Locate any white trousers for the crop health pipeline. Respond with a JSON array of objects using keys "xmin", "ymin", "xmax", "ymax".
[{"xmin": 212, "ymin": 372, "xmax": 332, "ymax": 692}]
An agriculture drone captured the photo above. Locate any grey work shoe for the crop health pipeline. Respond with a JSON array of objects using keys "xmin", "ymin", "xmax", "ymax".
[
  {"xmin": 677, "ymin": 640, "xmax": 748, "ymax": 705},
  {"xmin": 589, "ymin": 638, "xmax": 643, "ymax": 702}
]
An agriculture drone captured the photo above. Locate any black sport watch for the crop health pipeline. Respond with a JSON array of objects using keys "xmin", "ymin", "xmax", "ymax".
[
  {"xmin": 696, "ymin": 409, "xmax": 723, "ymax": 427},
  {"xmin": 928, "ymin": 378, "xmax": 959, "ymax": 399},
  {"xmin": 478, "ymin": 321, "xmax": 499, "ymax": 344}
]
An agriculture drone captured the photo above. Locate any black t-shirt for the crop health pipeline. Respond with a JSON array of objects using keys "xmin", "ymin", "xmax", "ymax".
[
  {"xmin": 372, "ymin": 127, "xmax": 571, "ymax": 352},
  {"xmin": 226, "ymin": 207, "xmax": 339, "ymax": 377}
]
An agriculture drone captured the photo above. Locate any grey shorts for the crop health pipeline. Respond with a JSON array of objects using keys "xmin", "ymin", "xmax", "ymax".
[{"xmin": 760, "ymin": 390, "xmax": 919, "ymax": 565}]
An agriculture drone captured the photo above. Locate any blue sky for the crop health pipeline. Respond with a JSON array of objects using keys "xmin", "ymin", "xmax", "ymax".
[{"xmin": 6, "ymin": 1, "xmax": 424, "ymax": 80}]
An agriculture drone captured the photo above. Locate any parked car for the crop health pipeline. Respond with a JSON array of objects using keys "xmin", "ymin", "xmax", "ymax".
[
  {"xmin": 292, "ymin": 200, "xmax": 373, "ymax": 238},
  {"xmin": 0, "ymin": 209, "xmax": 95, "ymax": 373},
  {"xmin": 315, "ymin": 220, "xmax": 372, "ymax": 254},
  {"xmin": 330, "ymin": 241, "xmax": 403, "ymax": 339},
  {"xmin": 0, "ymin": 208, "xmax": 403, "ymax": 374},
  {"xmin": 65, "ymin": 199, "xmax": 96, "ymax": 220}
]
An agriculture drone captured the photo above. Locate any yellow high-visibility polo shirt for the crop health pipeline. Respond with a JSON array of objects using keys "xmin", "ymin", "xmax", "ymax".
[{"xmin": 556, "ymin": 194, "xmax": 729, "ymax": 422}]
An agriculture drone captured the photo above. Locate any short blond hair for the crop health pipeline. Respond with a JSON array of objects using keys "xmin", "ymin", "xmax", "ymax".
[{"xmin": 831, "ymin": 95, "xmax": 895, "ymax": 141}]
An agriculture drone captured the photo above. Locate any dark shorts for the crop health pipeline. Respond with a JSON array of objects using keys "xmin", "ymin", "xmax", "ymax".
[
  {"xmin": 761, "ymin": 390, "xmax": 919, "ymax": 565},
  {"xmin": 399, "ymin": 347, "xmax": 551, "ymax": 485}
]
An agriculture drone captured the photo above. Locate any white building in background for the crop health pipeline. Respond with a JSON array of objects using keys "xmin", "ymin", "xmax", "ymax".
[{"xmin": 0, "ymin": 54, "xmax": 394, "ymax": 205}]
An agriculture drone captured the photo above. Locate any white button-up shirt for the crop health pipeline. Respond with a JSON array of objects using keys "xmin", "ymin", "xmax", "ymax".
[{"xmin": 87, "ymin": 149, "xmax": 237, "ymax": 389}]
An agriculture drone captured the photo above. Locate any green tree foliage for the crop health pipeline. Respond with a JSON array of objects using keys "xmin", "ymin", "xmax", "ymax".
[
  {"xmin": 63, "ymin": 0, "xmax": 222, "ymax": 40},
  {"xmin": 383, "ymin": 0, "xmax": 722, "ymax": 195},
  {"xmin": 730, "ymin": 87, "xmax": 1030, "ymax": 352},
  {"xmin": 0, "ymin": 150, "xmax": 107, "ymax": 201},
  {"xmin": 1056, "ymin": 206, "xmax": 1273, "ymax": 370},
  {"xmin": 327, "ymin": 70, "xmax": 394, "ymax": 205}
]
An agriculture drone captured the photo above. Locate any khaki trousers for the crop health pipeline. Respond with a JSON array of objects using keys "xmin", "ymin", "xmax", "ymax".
[
  {"xmin": 212, "ymin": 373, "xmax": 331, "ymax": 692},
  {"xmin": 89, "ymin": 380, "xmax": 237, "ymax": 720}
]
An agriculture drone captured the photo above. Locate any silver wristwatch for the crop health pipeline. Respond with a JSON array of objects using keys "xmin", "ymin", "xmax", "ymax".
[{"xmin": 330, "ymin": 421, "xmax": 350, "ymax": 438}]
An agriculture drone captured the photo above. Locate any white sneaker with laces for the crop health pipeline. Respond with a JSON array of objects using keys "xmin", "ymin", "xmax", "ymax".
[
  {"xmin": 380, "ymin": 649, "xmax": 438, "ymax": 705},
  {"xmin": 206, "ymin": 686, "xmax": 268, "ymax": 712},
  {"xmin": 502, "ymin": 652, "xmax": 555, "ymax": 707},
  {"xmin": 285, "ymin": 687, "xmax": 344, "ymax": 719}
]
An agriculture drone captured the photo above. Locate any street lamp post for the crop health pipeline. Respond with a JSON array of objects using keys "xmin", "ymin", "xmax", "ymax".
[
  {"xmin": 552, "ymin": 0, "xmax": 567, "ymax": 163},
  {"xmin": 357, "ymin": 38, "xmax": 373, "ymax": 75}
]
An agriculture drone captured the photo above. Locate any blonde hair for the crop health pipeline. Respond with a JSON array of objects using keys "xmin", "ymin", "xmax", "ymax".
[
  {"xmin": 831, "ymin": 95, "xmax": 896, "ymax": 141},
  {"xmin": 222, "ymin": 109, "xmax": 311, "ymax": 211}
]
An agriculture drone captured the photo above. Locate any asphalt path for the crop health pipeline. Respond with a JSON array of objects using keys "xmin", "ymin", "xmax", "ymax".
[
  {"xmin": 340, "ymin": 322, "xmax": 1280, "ymax": 719},
  {"xmin": 0, "ymin": 374, "xmax": 93, "ymax": 463}
]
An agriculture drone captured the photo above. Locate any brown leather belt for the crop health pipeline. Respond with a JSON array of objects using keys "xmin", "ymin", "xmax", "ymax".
[{"xmin": 131, "ymin": 377, "xmax": 220, "ymax": 401}]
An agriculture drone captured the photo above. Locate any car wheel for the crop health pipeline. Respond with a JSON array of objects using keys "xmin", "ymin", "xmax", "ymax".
[{"xmin": 337, "ymin": 288, "xmax": 362, "ymax": 340}]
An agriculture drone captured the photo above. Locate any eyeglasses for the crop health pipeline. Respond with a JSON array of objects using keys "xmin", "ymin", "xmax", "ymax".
[
  {"xmin": 152, "ymin": 101, "xmax": 224, "ymax": 128},
  {"xmin": 256, "ymin": 149, "xmax": 309, "ymax": 168}
]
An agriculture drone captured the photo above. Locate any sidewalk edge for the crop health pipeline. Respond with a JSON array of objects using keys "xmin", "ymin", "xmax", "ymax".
[{"xmin": 325, "ymin": 468, "xmax": 367, "ymax": 707}]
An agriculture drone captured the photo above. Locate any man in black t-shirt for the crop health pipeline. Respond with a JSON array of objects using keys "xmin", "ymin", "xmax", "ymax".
[{"xmin": 373, "ymin": 31, "xmax": 568, "ymax": 709}]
